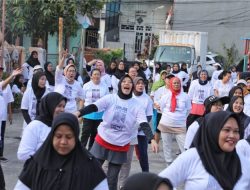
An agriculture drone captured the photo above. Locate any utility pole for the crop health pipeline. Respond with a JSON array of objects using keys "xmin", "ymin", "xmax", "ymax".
[
  {"xmin": 1, "ymin": 0, "xmax": 6, "ymax": 68},
  {"xmin": 58, "ymin": 17, "xmax": 63, "ymax": 60}
]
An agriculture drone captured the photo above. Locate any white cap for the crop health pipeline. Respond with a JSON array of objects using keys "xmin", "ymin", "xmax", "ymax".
[
  {"xmin": 213, "ymin": 63, "xmax": 221, "ymax": 67},
  {"xmin": 237, "ymin": 79, "xmax": 247, "ymax": 86},
  {"xmin": 33, "ymin": 65, "xmax": 43, "ymax": 71}
]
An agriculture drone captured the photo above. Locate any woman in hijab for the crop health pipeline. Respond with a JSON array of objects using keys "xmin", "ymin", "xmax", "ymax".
[
  {"xmin": 106, "ymin": 61, "xmax": 117, "ymax": 76},
  {"xmin": 152, "ymin": 62, "xmax": 162, "ymax": 82},
  {"xmin": 112, "ymin": 61, "xmax": 126, "ymax": 93},
  {"xmin": 21, "ymin": 71, "xmax": 48, "ymax": 127},
  {"xmin": 172, "ymin": 63, "xmax": 189, "ymax": 91},
  {"xmin": 223, "ymin": 86, "xmax": 244, "ymax": 110},
  {"xmin": 22, "ymin": 51, "xmax": 41, "ymax": 82},
  {"xmin": 151, "ymin": 70, "xmax": 168, "ymax": 97},
  {"xmin": 184, "ymin": 95, "xmax": 229, "ymax": 149},
  {"xmin": 123, "ymin": 172, "xmax": 173, "ymax": 190},
  {"xmin": 75, "ymin": 74, "xmax": 158, "ymax": 190},
  {"xmin": 18, "ymin": 92, "xmax": 66, "ymax": 161},
  {"xmin": 157, "ymin": 77, "xmax": 191, "ymax": 165},
  {"xmin": 95, "ymin": 59, "xmax": 111, "ymax": 90},
  {"xmin": 226, "ymin": 96, "xmax": 250, "ymax": 138},
  {"xmin": 15, "ymin": 112, "xmax": 108, "ymax": 190},
  {"xmin": 160, "ymin": 111, "xmax": 250, "ymax": 189},
  {"xmin": 187, "ymin": 70, "xmax": 213, "ymax": 127},
  {"xmin": 44, "ymin": 62, "xmax": 55, "ymax": 91}
]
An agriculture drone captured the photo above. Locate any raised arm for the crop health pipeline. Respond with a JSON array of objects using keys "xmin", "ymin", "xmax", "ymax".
[{"xmin": 1, "ymin": 68, "xmax": 23, "ymax": 90}]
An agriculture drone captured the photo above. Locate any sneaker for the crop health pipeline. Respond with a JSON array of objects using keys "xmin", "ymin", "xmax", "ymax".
[{"xmin": 0, "ymin": 157, "xmax": 8, "ymax": 163}]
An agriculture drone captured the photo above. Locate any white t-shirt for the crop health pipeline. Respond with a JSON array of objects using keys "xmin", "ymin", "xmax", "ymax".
[
  {"xmin": 101, "ymin": 74, "xmax": 112, "ymax": 89},
  {"xmin": 17, "ymin": 120, "xmax": 51, "ymax": 161},
  {"xmin": 22, "ymin": 62, "xmax": 34, "ymax": 81},
  {"xmin": 211, "ymin": 70, "xmax": 223, "ymax": 86},
  {"xmin": 94, "ymin": 94, "xmax": 147, "ymax": 146},
  {"xmin": 21, "ymin": 88, "xmax": 49, "ymax": 121},
  {"xmin": 184, "ymin": 121, "xmax": 199, "ymax": 149},
  {"xmin": 159, "ymin": 148, "xmax": 250, "ymax": 190},
  {"xmin": 111, "ymin": 75, "xmax": 119, "ymax": 94},
  {"xmin": 12, "ymin": 84, "xmax": 22, "ymax": 94},
  {"xmin": 83, "ymin": 81, "xmax": 109, "ymax": 106},
  {"xmin": 144, "ymin": 68, "xmax": 152, "ymax": 80},
  {"xmin": 159, "ymin": 91, "xmax": 191, "ymax": 128},
  {"xmin": 188, "ymin": 80, "xmax": 213, "ymax": 104},
  {"xmin": 173, "ymin": 71, "xmax": 189, "ymax": 87},
  {"xmin": 213, "ymin": 80, "xmax": 233, "ymax": 97},
  {"xmin": 244, "ymin": 94, "xmax": 250, "ymax": 117},
  {"xmin": 1, "ymin": 84, "xmax": 14, "ymax": 121},
  {"xmin": 236, "ymin": 139, "xmax": 250, "ymax": 159},
  {"xmin": 54, "ymin": 66, "xmax": 84, "ymax": 113},
  {"xmin": 133, "ymin": 93, "xmax": 153, "ymax": 136}
]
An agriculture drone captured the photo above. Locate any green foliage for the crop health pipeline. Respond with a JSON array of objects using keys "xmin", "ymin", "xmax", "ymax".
[
  {"xmin": 94, "ymin": 49, "xmax": 123, "ymax": 66},
  {"xmin": 222, "ymin": 43, "xmax": 239, "ymax": 70},
  {"xmin": 5, "ymin": 0, "xmax": 104, "ymax": 38}
]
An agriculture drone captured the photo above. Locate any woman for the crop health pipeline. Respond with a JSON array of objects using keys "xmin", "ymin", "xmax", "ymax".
[
  {"xmin": 231, "ymin": 65, "xmax": 238, "ymax": 84},
  {"xmin": 223, "ymin": 86, "xmax": 244, "ymax": 110},
  {"xmin": 214, "ymin": 70, "xmax": 233, "ymax": 97},
  {"xmin": 119, "ymin": 77, "xmax": 153, "ymax": 189},
  {"xmin": 18, "ymin": 92, "xmax": 67, "ymax": 161},
  {"xmin": 211, "ymin": 63, "xmax": 223, "ymax": 86},
  {"xmin": 123, "ymin": 172, "xmax": 173, "ymax": 190},
  {"xmin": 226, "ymin": 96, "xmax": 250, "ymax": 138},
  {"xmin": 21, "ymin": 71, "xmax": 49, "ymax": 126},
  {"xmin": 111, "ymin": 61, "xmax": 126, "ymax": 93},
  {"xmin": 106, "ymin": 61, "xmax": 117, "ymax": 76},
  {"xmin": 75, "ymin": 74, "xmax": 158, "ymax": 190},
  {"xmin": 22, "ymin": 51, "xmax": 40, "ymax": 82},
  {"xmin": 152, "ymin": 62, "xmax": 162, "ymax": 82},
  {"xmin": 95, "ymin": 59, "xmax": 112, "ymax": 90},
  {"xmin": 12, "ymin": 74, "xmax": 26, "ymax": 95},
  {"xmin": 44, "ymin": 62, "xmax": 55, "ymax": 91},
  {"xmin": 187, "ymin": 70, "xmax": 213, "ymax": 127},
  {"xmin": 81, "ymin": 69, "xmax": 109, "ymax": 150},
  {"xmin": 172, "ymin": 63, "xmax": 189, "ymax": 91},
  {"xmin": 150, "ymin": 70, "xmax": 167, "ymax": 98},
  {"xmin": 159, "ymin": 111, "xmax": 250, "ymax": 189},
  {"xmin": 66, "ymin": 58, "xmax": 83, "ymax": 86},
  {"xmin": 15, "ymin": 112, "xmax": 108, "ymax": 190},
  {"xmin": 158, "ymin": 77, "xmax": 191, "ymax": 165},
  {"xmin": 184, "ymin": 95, "xmax": 230, "ymax": 149},
  {"xmin": 54, "ymin": 51, "xmax": 84, "ymax": 113}
]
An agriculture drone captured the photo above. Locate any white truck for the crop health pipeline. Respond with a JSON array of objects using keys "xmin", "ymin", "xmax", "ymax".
[{"xmin": 154, "ymin": 30, "xmax": 215, "ymax": 76}]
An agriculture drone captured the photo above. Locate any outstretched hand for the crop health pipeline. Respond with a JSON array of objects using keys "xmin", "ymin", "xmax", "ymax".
[{"xmin": 12, "ymin": 68, "xmax": 23, "ymax": 77}]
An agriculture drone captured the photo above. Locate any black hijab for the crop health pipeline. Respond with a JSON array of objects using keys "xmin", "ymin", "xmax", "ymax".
[
  {"xmin": 198, "ymin": 70, "xmax": 208, "ymax": 85},
  {"xmin": 35, "ymin": 92, "xmax": 67, "ymax": 126},
  {"xmin": 26, "ymin": 51, "xmax": 40, "ymax": 68},
  {"xmin": 192, "ymin": 111, "xmax": 242, "ymax": 190},
  {"xmin": 226, "ymin": 96, "xmax": 250, "ymax": 130},
  {"xmin": 123, "ymin": 172, "xmax": 173, "ymax": 190},
  {"xmin": 106, "ymin": 62, "xmax": 117, "ymax": 76},
  {"xmin": 44, "ymin": 62, "xmax": 55, "ymax": 86},
  {"xmin": 32, "ymin": 71, "xmax": 46, "ymax": 115},
  {"xmin": 172, "ymin": 63, "xmax": 180, "ymax": 74},
  {"xmin": 19, "ymin": 112, "xmax": 106, "ymax": 190},
  {"xmin": 228, "ymin": 86, "xmax": 243, "ymax": 100},
  {"xmin": 114, "ymin": 68, "xmax": 126, "ymax": 79},
  {"xmin": 117, "ymin": 74, "xmax": 134, "ymax": 100}
]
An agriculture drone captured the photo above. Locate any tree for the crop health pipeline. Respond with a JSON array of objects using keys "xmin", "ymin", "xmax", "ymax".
[{"xmin": 4, "ymin": 0, "xmax": 104, "ymax": 40}]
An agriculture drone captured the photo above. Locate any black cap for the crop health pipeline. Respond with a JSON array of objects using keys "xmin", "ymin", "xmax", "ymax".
[
  {"xmin": 165, "ymin": 73, "xmax": 175, "ymax": 79},
  {"xmin": 204, "ymin": 95, "xmax": 230, "ymax": 107}
]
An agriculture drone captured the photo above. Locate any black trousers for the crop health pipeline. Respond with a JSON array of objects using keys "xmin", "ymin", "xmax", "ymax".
[
  {"xmin": 0, "ymin": 121, "xmax": 6, "ymax": 157},
  {"xmin": 81, "ymin": 118, "xmax": 102, "ymax": 150},
  {"xmin": 0, "ymin": 164, "xmax": 5, "ymax": 190}
]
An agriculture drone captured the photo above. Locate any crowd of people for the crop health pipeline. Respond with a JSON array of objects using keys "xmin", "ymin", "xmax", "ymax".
[{"xmin": 0, "ymin": 49, "xmax": 250, "ymax": 190}]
